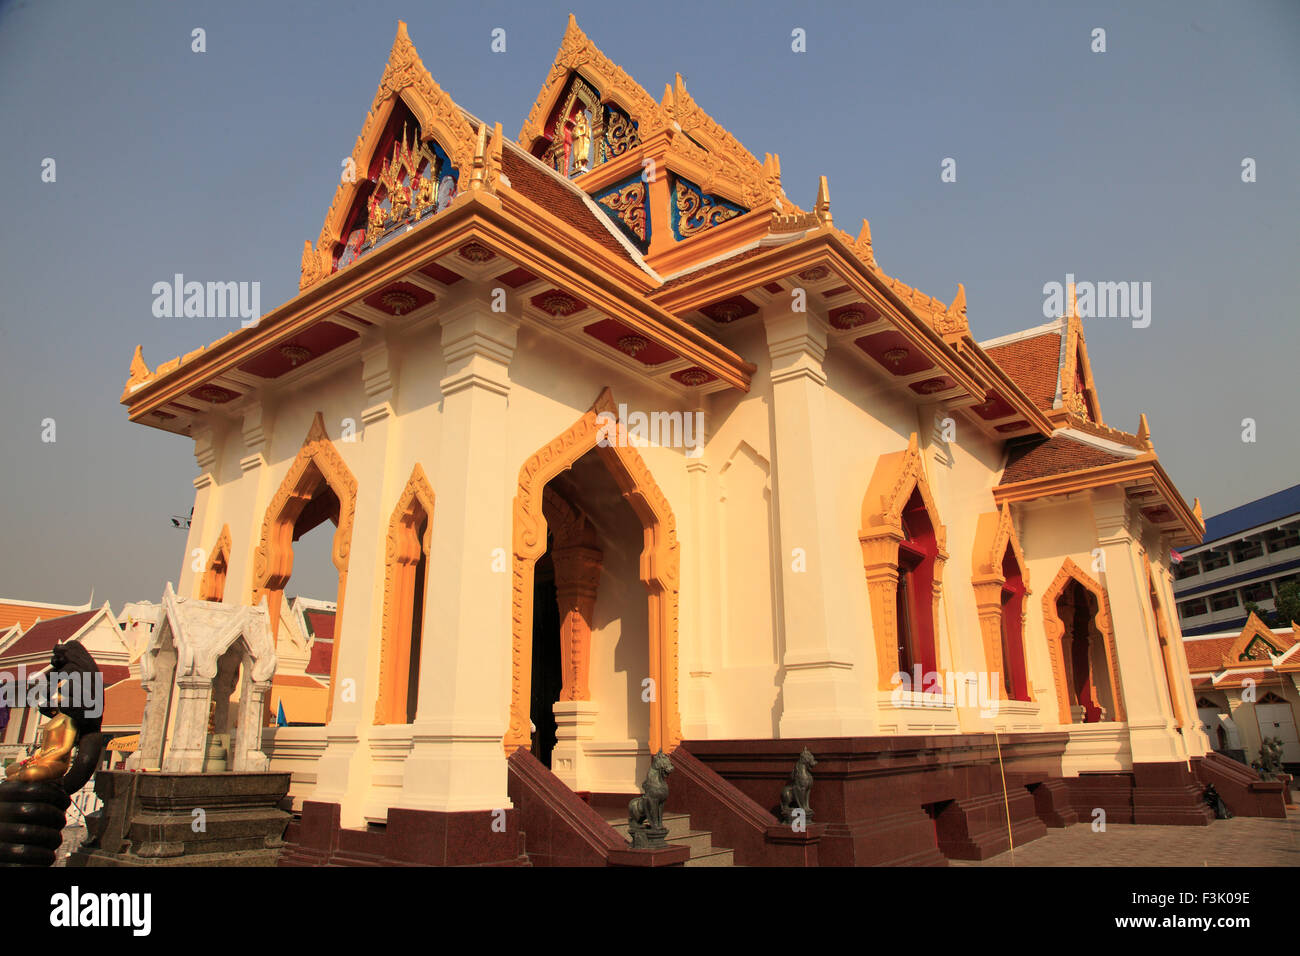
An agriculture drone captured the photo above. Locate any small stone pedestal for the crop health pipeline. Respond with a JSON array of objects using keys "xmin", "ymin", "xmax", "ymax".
[
  {"xmin": 628, "ymin": 824, "xmax": 669, "ymax": 850},
  {"xmin": 67, "ymin": 770, "xmax": 290, "ymax": 867}
]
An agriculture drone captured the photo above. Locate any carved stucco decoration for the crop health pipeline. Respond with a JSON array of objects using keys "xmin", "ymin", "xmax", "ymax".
[
  {"xmin": 934, "ymin": 283, "xmax": 969, "ymax": 338},
  {"xmin": 251, "ymin": 411, "xmax": 357, "ymax": 722},
  {"xmin": 858, "ymin": 433, "xmax": 950, "ymax": 690},
  {"xmin": 519, "ymin": 15, "xmax": 670, "ymax": 151},
  {"xmin": 301, "ymin": 21, "xmax": 480, "ymax": 291},
  {"xmin": 970, "ymin": 505, "xmax": 1031, "ymax": 701},
  {"xmin": 1040, "ymin": 557, "xmax": 1126, "ymax": 726},
  {"xmin": 197, "ymin": 523, "xmax": 233, "ymax": 602},
  {"xmin": 374, "ymin": 463, "xmax": 436, "ymax": 725},
  {"xmin": 507, "ymin": 387, "xmax": 681, "ymax": 755}
]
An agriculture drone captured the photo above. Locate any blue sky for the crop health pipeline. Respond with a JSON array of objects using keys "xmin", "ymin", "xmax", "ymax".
[{"xmin": 0, "ymin": 0, "xmax": 1296, "ymax": 607}]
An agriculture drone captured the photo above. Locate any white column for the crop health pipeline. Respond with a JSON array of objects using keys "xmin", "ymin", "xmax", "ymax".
[
  {"xmin": 1092, "ymin": 489, "xmax": 1183, "ymax": 763},
  {"xmin": 765, "ymin": 307, "xmax": 871, "ymax": 736},
  {"xmin": 312, "ymin": 334, "xmax": 399, "ymax": 824},
  {"xmin": 180, "ymin": 425, "xmax": 223, "ymax": 596},
  {"xmin": 397, "ymin": 289, "xmax": 518, "ymax": 811}
]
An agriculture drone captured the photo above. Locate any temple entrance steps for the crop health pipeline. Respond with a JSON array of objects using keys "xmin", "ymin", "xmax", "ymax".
[{"xmin": 602, "ymin": 811, "xmax": 736, "ymax": 866}]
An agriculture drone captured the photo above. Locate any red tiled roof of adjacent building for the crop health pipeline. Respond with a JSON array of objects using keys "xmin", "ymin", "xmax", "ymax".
[
  {"xmin": 305, "ymin": 611, "xmax": 335, "ymax": 677},
  {"xmin": 102, "ymin": 677, "xmax": 147, "ymax": 728},
  {"xmin": 984, "ymin": 333, "xmax": 1061, "ymax": 412},
  {"xmin": 0, "ymin": 601, "xmax": 85, "ymax": 631},
  {"xmin": 305, "ymin": 611, "xmax": 335, "ymax": 642},
  {"xmin": 1000, "ymin": 434, "xmax": 1126, "ymax": 484},
  {"xmin": 0, "ymin": 610, "xmax": 98, "ymax": 662},
  {"xmin": 1183, "ymin": 636, "xmax": 1237, "ymax": 672}
]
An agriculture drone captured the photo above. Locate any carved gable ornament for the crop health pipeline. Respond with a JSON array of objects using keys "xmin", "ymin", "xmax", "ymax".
[{"xmin": 301, "ymin": 22, "xmax": 479, "ymax": 291}]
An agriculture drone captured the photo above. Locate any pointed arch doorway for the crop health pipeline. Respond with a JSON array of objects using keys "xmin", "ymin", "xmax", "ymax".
[{"xmin": 506, "ymin": 389, "xmax": 682, "ymax": 781}]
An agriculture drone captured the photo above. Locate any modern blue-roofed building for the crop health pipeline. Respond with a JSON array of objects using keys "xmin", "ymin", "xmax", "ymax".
[{"xmin": 1174, "ymin": 483, "xmax": 1300, "ymax": 636}]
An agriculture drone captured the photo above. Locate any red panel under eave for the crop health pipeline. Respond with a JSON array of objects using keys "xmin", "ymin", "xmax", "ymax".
[
  {"xmin": 856, "ymin": 329, "xmax": 935, "ymax": 376},
  {"xmin": 238, "ymin": 321, "xmax": 361, "ymax": 379},
  {"xmin": 495, "ymin": 267, "xmax": 537, "ymax": 288},
  {"xmin": 583, "ymin": 319, "xmax": 677, "ymax": 366},
  {"xmin": 972, "ymin": 391, "xmax": 1016, "ymax": 420},
  {"xmin": 419, "ymin": 261, "xmax": 464, "ymax": 286}
]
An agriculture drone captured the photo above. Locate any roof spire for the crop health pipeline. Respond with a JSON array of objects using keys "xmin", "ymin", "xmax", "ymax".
[
  {"xmin": 1137, "ymin": 413, "xmax": 1153, "ymax": 450},
  {"xmin": 1066, "ymin": 280, "xmax": 1078, "ymax": 320},
  {"xmin": 814, "ymin": 176, "xmax": 832, "ymax": 226},
  {"xmin": 1193, "ymin": 497, "xmax": 1203, "ymax": 522},
  {"xmin": 853, "ymin": 218, "xmax": 876, "ymax": 267}
]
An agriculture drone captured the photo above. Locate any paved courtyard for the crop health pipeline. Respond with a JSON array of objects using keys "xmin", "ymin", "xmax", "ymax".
[{"xmin": 954, "ymin": 809, "xmax": 1300, "ymax": 866}]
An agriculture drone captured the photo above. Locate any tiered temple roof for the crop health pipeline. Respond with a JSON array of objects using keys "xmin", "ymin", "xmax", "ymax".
[{"xmin": 118, "ymin": 16, "xmax": 1204, "ymax": 545}]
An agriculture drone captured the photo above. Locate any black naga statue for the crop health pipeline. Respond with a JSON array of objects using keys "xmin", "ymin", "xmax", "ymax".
[{"xmin": 0, "ymin": 643, "xmax": 108, "ymax": 866}]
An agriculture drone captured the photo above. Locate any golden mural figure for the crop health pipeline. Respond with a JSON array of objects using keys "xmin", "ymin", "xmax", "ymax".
[{"xmin": 570, "ymin": 111, "xmax": 592, "ymax": 174}]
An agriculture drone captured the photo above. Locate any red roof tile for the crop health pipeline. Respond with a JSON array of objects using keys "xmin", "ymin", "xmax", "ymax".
[
  {"xmin": 0, "ymin": 602, "xmax": 83, "ymax": 631},
  {"xmin": 1001, "ymin": 435, "xmax": 1125, "ymax": 484},
  {"xmin": 984, "ymin": 333, "xmax": 1061, "ymax": 411},
  {"xmin": 0, "ymin": 610, "xmax": 98, "ymax": 662},
  {"xmin": 1183, "ymin": 636, "xmax": 1236, "ymax": 672},
  {"xmin": 102, "ymin": 677, "xmax": 146, "ymax": 728},
  {"xmin": 501, "ymin": 148, "xmax": 634, "ymax": 264},
  {"xmin": 305, "ymin": 611, "xmax": 335, "ymax": 643}
]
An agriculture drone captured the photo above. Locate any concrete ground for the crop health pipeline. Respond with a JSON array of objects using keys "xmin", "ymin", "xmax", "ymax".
[{"xmin": 953, "ymin": 809, "xmax": 1300, "ymax": 866}]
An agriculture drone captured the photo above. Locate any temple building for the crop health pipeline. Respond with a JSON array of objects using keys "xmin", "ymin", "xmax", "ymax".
[{"xmin": 113, "ymin": 18, "xmax": 1264, "ymax": 865}]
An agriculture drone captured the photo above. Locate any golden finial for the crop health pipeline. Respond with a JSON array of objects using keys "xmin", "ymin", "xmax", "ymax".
[
  {"xmin": 855, "ymin": 218, "xmax": 875, "ymax": 266},
  {"xmin": 128, "ymin": 344, "xmax": 150, "ymax": 384},
  {"xmin": 814, "ymin": 176, "xmax": 831, "ymax": 226},
  {"xmin": 1137, "ymin": 413, "xmax": 1153, "ymax": 450},
  {"xmin": 949, "ymin": 283, "xmax": 967, "ymax": 318},
  {"xmin": 1193, "ymin": 497, "xmax": 1203, "ymax": 522}
]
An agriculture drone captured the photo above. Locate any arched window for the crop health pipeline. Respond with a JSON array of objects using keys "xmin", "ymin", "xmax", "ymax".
[
  {"xmin": 1145, "ymin": 557, "xmax": 1185, "ymax": 728},
  {"xmin": 860, "ymin": 434, "xmax": 949, "ymax": 691},
  {"xmin": 896, "ymin": 489, "xmax": 939, "ymax": 679},
  {"xmin": 999, "ymin": 549, "xmax": 1029, "ymax": 700},
  {"xmin": 375, "ymin": 465, "xmax": 436, "ymax": 726},
  {"xmin": 197, "ymin": 525, "xmax": 232, "ymax": 602},
  {"xmin": 971, "ymin": 505, "xmax": 1032, "ymax": 702}
]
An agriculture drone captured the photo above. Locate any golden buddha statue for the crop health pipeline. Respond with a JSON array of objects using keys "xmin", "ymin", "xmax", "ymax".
[
  {"xmin": 366, "ymin": 193, "xmax": 386, "ymax": 245},
  {"xmin": 4, "ymin": 712, "xmax": 76, "ymax": 783},
  {"xmin": 415, "ymin": 173, "xmax": 437, "ymax": 217},
  {"xmin": 571, "ymin": 111, "xmax": 592, "ymax": 175}
]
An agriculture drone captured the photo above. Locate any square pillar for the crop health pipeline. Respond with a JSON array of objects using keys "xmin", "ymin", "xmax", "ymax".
[
  {"xmin": 764, "ymin": 308, "xmax": 871, "ymax": 736},
  {"xmin": 1092, "ymin": 489, "xmax": 1183, "ymax": 763},
  {"xmin": 311, "ymin": 333, "xmax": 400, "ymax": 823},
  {"xmin": 398, "ymin": 291, "xmax": 517, "ymax": 812}
]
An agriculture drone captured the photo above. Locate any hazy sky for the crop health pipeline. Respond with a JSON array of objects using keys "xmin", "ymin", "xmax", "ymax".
[{"xmin": 1, "ymin": 0, "xmax": 1296, "ymax": 609}]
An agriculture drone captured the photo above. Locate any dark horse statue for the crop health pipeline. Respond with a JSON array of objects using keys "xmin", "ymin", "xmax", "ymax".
[{"xmin": 0, "ymin": 642, "xmax": 108, "ymax": 866}]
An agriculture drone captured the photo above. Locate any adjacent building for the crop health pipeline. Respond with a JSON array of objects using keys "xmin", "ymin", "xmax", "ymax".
[{"xmin": 1174, "ymin": 483, "xmax": 1300, "ymax": 636}]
